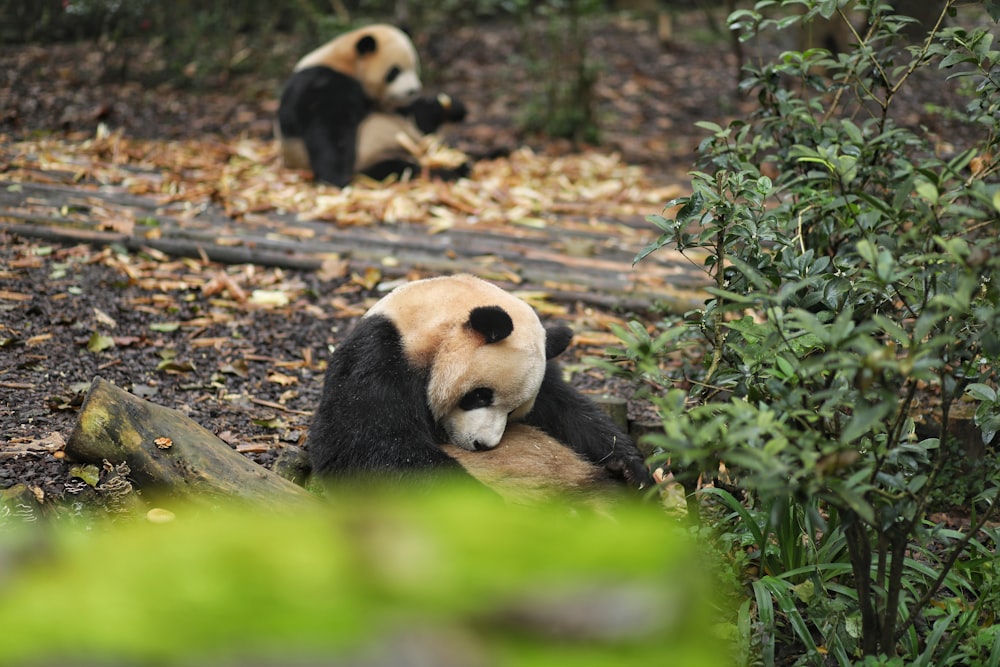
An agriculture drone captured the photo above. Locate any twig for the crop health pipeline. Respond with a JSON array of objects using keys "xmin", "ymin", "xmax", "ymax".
[{"xmin": 249, "ymin": 397, "xmax": 312, "ymax": 416}]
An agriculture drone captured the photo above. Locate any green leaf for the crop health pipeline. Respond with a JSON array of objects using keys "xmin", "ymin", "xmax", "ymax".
[
  {"xmin": 725, "ymin": 315, "xmax": 769, "ymax": 343},
  {"xmin": 645, "ymin": 213, "xmax": 673, "ymax": 233},
  {"xmin": 795, "ymin": 155, "xmax": 835, "ymax": 172},
  {"xmin": 966, "ymin": 383, "xmax": 997, "ymax": 403},
  {"xmin": 911, "ymin": 611, "xmax": 959, "ymax": 667},
  {"xmin": 856, "ymin": 238, "xmax": 878, "ymax": 265},
  {"xmin": 986, "ymin": 0, "xmax": 1000, "ymax": 21},
  {"xmin": 774, "ymin": 355, "xmax": 795, "ymax": 380},
  {"xmin": 750, "ymin": 580, "xmax": 776, "ymax": 667},
  {"xmin": 759, "ymin": 577, "xmax": 821, "ymax": 658},
  {"xmin": 87, "ymin": 332, "xmax": 116, "ymax": 353},
  {"xmin": 674, "ymin": 191, "xmax": 706, "ymax": 224},
  {"xmin": 828, "ymin": 481, "xmax": 876, "ymax": 527},
  {"xmin": 633, "ymin": 235, "xmax": 670, "ymax": 265},
  {"xmin": 939, "ymin": 51, "xmax": 974, "ymax": 68},
  {"xmin": 694, "ymin": 120, "xmax": 724, "ymax": 134},
  {"xmin": 704, "ymin": 286, "xmax": 758, "ymax": 304},
  {"xmin": 872, "ymin": 315, "xmax": 910, "ymax": 347},
  {"xmin": 725, "ymin": 255, "xmax": 771, "ymax": 292},
  {"xmin": 150, "ymin": 322, "xmax": 181, "ymax": 333},
  {"xmin": 914, "ymin": 180, "xmax": 939, "ymax": 204},
  {"xmin": 69, "ymin": 464, "xmax": 101, "ymax": 487},
  {"xmin": 841, "ymin": 402, "xmax": 892, "ymax": 445}
]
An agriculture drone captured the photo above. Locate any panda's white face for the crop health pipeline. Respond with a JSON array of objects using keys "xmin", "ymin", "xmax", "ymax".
[
  {"xmin": 293, "ymin": 24, "xmax": 422, "ymax": 111},
  {"xmin": 365, "ymin": 275, "xmax": 550, "ymax": 453},
  {"xmin": 354, "ymin": 27, "xmax": 422, "ymax": 110},
  {"xmin": 381, "ymin": 64, "xmax": 422, "ymax": 108},
  {"xmin": 443, "ymin": 381, "xmax": 540, "ymax": 452}
]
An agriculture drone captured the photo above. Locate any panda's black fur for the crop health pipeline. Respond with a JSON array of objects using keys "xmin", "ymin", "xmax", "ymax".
[
  {"xmin": 277, "ymin": 67, "xmax": 371, "ymax": 186},
  {"xmin": 401, "ymin": 94, "xmax": 468, "ymax": 134},
  {"xmin": 306, "ymin": 275, "xmax": 653, "ymax": 494},
  {"xmin": 308, "ymin": 314, "xmax": 463, "ymax": 476}
]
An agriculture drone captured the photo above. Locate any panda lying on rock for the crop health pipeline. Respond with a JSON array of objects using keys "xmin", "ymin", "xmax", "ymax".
[
  {"xmin": 277, "ymin": 24, "xmax": 469, "ymax": 186},
  {"xmin": 307, "ymin": 275, "xmax": 654, "ymax": 504}
]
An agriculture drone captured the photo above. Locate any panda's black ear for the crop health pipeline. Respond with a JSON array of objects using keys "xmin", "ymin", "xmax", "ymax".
[
  {"xmin": 356, "ymin": 34, "xmax": 377, "ymax": 56},
  {"xmin": 468, "ymin": 306, "xmax": 513, "ymax": 344},
  {"xmin": 545, "ymin": 324, "xmax": 573, "ymax": 359}
]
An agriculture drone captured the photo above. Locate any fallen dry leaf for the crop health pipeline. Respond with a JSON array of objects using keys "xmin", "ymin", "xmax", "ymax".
[
  {"xmin": 0, "ymin": 290, "xmax": 32, "ymax": 301},
  {"xmin": 267, "ymin": 372, "xmax": 298, "ymax": 386}
]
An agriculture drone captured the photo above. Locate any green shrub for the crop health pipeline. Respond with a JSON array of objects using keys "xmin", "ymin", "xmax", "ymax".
[
  {"xmin": 620, "ymin": 0, "xmax": 1000, "ymax": 662},
  {"xmin": 512, "ymin": 0, "xmax": 603, "ymax": 144}
]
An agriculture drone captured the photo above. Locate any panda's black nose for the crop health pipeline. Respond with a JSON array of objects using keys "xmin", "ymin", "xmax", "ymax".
[{"xmin": 473, "ymin": 440, "xmax": 488, "ymax": 451}]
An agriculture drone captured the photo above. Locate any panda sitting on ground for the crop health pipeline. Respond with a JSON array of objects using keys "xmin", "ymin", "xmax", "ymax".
[
  {"xmin": 307, "ymin": 275, "xmax": 654, "ymax": 503},
  {"xmin": 277, "ymin": 24, "xmax": 468, "ymax": 186}
]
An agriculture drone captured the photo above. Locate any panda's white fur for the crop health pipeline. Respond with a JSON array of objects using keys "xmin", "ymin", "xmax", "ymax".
[
  {"xmin": 307, "ymin": 274, "xmax": 654, "ymax": 495},
  {"xmin": 366, "ymin": 275, "xmax": 546, "ymax": 451},
  {"xmin": 353, "ymin": 112, "xmax": 423, "ymax": 175},
  {"xmin": 353, "ymin": 93, "xmax": 469, "ymax": 179},
  {"xmin": 443, "ymin": 424, "xmax": 613, "ymax": 507}
]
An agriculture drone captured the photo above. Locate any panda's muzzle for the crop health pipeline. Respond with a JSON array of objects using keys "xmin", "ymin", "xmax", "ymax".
[{"xmin": 386, "ymin": 70, "xmax": 422, "ymax": 106}]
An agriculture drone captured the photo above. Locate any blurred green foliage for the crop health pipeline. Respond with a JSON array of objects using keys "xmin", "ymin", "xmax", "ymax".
[{"xmin": 0, "ymin": 483, "xmax": 726, "ymax": 666}]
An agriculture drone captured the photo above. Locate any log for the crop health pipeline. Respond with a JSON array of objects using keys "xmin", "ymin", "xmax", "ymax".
[{"xmin": 66, "ymin": 377, "xmax": 317, "ymax": 509}]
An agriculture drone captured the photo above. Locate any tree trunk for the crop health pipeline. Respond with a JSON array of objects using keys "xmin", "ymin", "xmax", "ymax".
[{"xmin": 66, "ymin": 377, "xmax": 317, "ymax": 509}]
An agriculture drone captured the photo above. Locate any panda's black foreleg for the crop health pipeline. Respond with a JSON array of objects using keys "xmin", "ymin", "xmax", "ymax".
[
  {"xmin": 304, "ymin": 122, "xmax": 359, "ymax": 187},
  {"xmin": 525, "ymin": 362, "xmax": 654, "ymax": 490},
  {"xmin": 307, "ymin": 315, "xmax": 470, "ymax": 481}
]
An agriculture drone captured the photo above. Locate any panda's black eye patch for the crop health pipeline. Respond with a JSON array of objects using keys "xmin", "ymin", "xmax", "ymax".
[
  {"xmin": 385, "ymin": 66, "xmax": 401, "ymax": 83},
  {"xmin": 459, "ymin": 388, "xmax": 494, "ymax": 411}
]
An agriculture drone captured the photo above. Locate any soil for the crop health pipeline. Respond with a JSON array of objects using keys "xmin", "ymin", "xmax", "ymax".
[{"xmin": 0, "ymin": 10, "xmax": 985, "ymax": 514}]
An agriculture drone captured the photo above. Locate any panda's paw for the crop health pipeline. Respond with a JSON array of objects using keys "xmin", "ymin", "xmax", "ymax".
[
  {"xmin": 603, "ymin": 450, "xmax": 655, "ymax": 491},
  {"xmin": 625, "ymin": 458, "xmax": 656, "ymax": 491},
  {"xmin": 430, "ymin": 162, "xmax": 471, "ymax": 182}
]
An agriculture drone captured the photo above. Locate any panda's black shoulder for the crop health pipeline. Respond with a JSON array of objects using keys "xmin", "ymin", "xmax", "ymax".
[
  {"xmin": 282, "ymin": 65, "xmax": 367, "ymax": 100},
  {"xmin": 308, "ymin": 312, "xmax": 451, "ymax": 478},
  {"xmin": 325, "ymin": 313, "xmax": 411, "ymax": 374},
  {"xmin": 278, "ymin": 66, "xmax": 371, "ymax": 135}
]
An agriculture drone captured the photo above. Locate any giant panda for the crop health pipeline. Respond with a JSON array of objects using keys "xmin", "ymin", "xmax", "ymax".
[
  {"xmin": 277, "ymin": 24, "xmax": 467, "ymax": 186},
  {"xmin": 306, "ymin": 274, "xmax": 654, "ymax": 500}
]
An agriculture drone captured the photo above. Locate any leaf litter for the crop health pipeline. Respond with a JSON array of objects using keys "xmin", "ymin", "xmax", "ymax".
[{"xmin": 3, "ymin": 128, "xmax": 683, "ymax": 232}]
